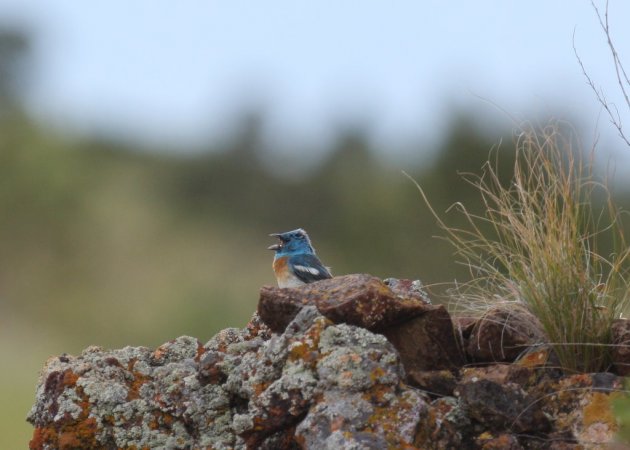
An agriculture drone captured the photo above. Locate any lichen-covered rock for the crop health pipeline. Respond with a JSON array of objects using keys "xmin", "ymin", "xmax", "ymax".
[
  {"xmin": 28, "ymin": 308, "xmax": 427, "ymax": 449},
  {"xmin": 533, "ymin": 372, "xmax": 624, "ymax": 448},
  {"xmin": 456, "ymin": 378, "xmax": 549, "ymax": 433},
  {"xmin": 383, "ymin": 277, "xmax": 431, "ymax": 303},
  {"xmin": 27, "ymin": 298, "xmax": 629, "ymax": 449},
  {"xmin": 28, "ymin": 336, "xmax": 236, "ymax": 450},
  {"xmin": 475, "ymin": 432, "xmax": 523, "ymax": 449},
  {"xmin": 259, "ymin": 274, "xmax": 465, "ymax": 378},
  {"xmin": 416, "ymin": 396, "xmax": 473, "ymax": 449},
  {"xmin": 296, "ymin": 388, "xmax": 426, "ymax": 449}
]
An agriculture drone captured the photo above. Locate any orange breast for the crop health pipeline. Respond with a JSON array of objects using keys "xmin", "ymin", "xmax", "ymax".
[
  {"xmin": 273, "ymin": 256, "xmax": 289, "ymax": 276},
  {"xmin": 273, "ymin": 255, "xmax": 304, "ymax": 287}
]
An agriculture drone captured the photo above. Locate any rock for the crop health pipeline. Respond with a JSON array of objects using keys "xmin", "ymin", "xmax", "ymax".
[
  {"xmin": 514, "ymin": 344, "xmax": 559, "ymax": 369},
  {"xmin": 259, "ymin": 274, "xmax": 465, "ymax": 375},
  {"xmin": 27, "ymin": 291, "xmax": 629, "ymax": 449},
  {"xmin": 475, "ymin": 432, "xmax": 523, "ymax": 450},
  {"xmin": 382, "ymin": 304, "xmax": 464, "ymax": 374},
  {"xmin": 407, "ymin": 369, "xmax": 457, "ymax": 397},
  {"xmin": 533, "ymin": 373, "xmax": 624, "ymax": 447},
  {"xmin": 454, "ymin": 315, "xmax": 477, "ymax": 351},
  {"xmin": 456, "ymin": 378, "xmax": 549, "ymax": 433},
  {"xmin": 415, "ymin": 396, "xmax": 473, "ymax": 449},
  {"xmin": 460, "ymin": 365, "xmax": 533, "ymax": 387},
  {"xmin": 612, "ymin": 319, "xmax": 630, "ymax": 375},
  {"xmin": 258, "ymin": 274, "xmax": 432, "ymax": 333},
  {"xmin": 28, "ymin": 306, "xmax": 427, "ymax": 449},
  {"xmin": 383, "ymin": 277, "xmax": 431, "ymax": 303},
  {"xmin": 28, "ymin": 337, "xmax": 232, "ymax": 450},
  {"xmin": 466, "ymin": 304, "xmax": 546, "ymax": 363},
  {"xmin": 295, "ymin": 389, "xmax": 426, "ymax": 449}
]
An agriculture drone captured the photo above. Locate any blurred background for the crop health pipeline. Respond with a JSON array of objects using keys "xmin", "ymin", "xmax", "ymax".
[{"xmin": 2, "ymin": 1, "xmax": 630, "ymax": 447}]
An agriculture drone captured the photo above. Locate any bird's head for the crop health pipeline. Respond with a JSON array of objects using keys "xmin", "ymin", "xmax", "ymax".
[{"xmin": 268, "ymin": 228, "xmax": 315, "ymax": 256}]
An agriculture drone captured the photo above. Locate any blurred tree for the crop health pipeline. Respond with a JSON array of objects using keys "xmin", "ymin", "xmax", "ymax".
[
  {"xmin": 430, "ymin": 117, "xmax": 513, "ymax": 207},
  {"xmin": 0, "ymin": 26, "xmax": 30, "ymax": 112}
]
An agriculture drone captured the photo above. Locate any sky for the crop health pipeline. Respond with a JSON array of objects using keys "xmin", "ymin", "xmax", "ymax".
[{"xmin": 1, "ymin": 0, "xmax": 629, "ymax": 159}]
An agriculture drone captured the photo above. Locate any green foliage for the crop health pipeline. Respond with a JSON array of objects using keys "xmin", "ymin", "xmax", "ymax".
[
  {"xmin": 613, "ymin": 386, "xmax": 630, "ymax": 443},
  {"xmin": 413, "ymin": 122, "xmax": 630, "ymax": 373}
]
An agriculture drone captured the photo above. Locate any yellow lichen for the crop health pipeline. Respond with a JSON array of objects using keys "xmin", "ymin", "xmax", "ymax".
[{"xmin": 583, "ymin": 392, "xmax": 622, "ymax": 429}]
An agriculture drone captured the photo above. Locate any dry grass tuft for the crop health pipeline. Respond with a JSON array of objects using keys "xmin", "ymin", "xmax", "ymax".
[{"xmin": 412, "ymin": 121, "xmax": 630, "ymax": 373}]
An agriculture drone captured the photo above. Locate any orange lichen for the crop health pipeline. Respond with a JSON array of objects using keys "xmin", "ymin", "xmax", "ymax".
[
  {"xmin": 57, "ymin": 418, "xmax": 99, "ymax": 449},
  {"xmin": 195, "ymin": 341, "xmax": 206, "ymax": 362},
  {"xmin": 30, "ymin": 418, "xmax": 99, "ymax": 450},
  {"xmin": 29, "ymin": 427, "xmax": 58, "ymax": 449},
  {"xmin": 29, "ymin": 369, "xmax": 102, "ymax": 450},
  {"xmin": 369, "ymin": 366, "xmax": 387, "ymax": 384},
  {"xmin": 287, "ymin": 318, "xmax": 326, "ymax": 366},
  {"xmin": 364, "ymin": 383, "xmax": 391, "ymax": 406},
  {"xmin": 476, "ymin": 432, "xmax": 516, "ymax": 449},
  {"xmin": 127, "ymin": 359, "xmax": 151, "ymax": 401},
  {"xmin": 62, "ymin": 370, "xmax": 79, "ymax": 387},
  {"xmin": 253, "ymin": 381, "xmax": 271, "ymax": 397},
  {"xmin": 361, "ymin": 384, "xmax": 418, "ymax": 449},
  {"xmin": 583, "ymin": 392, "xmax": 621, "ymax": 429},
  {"xmin": 288, "ymin": 341, "xmax": 318, "ymax": 365},
  {"xmin": 516, "ymin": 347, "xmax": 549, "ymax": 368},
  {"xmin": 148, "ymin": 411, "xmax": 176, "ymax": 431}
]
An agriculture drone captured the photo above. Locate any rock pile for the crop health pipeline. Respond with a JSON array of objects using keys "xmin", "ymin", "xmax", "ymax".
[{"xmin": 28, "ymin": 274, "xmax": 630, "ymax": 449}]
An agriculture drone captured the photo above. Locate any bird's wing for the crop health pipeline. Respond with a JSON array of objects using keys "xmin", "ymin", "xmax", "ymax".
[{"xmin": 289, "ymin": 254, "xmax": 333, "ymax": 284}]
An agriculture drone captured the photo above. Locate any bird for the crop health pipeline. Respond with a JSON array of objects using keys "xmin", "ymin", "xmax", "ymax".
[{"xmin": 268, "ymin": 228, "xmax": 332, "ymax": 288}]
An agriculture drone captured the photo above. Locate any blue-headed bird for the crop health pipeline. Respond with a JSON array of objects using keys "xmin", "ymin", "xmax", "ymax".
[{"xmin": 268, "ymin": 228, "xmax": 332, "ymax": 288}]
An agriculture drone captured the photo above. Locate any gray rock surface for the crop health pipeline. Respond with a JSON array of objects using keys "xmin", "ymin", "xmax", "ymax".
[
  {"xmin": 27, "ymin": 277, "xmax": 627, "ymax": 449},
  {"xmin": 28, "ymin": 307, "xmax": 426, "ymax": 449}
]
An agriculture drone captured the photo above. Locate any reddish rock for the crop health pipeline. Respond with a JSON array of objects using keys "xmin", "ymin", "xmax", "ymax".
[
  {"xmin": 258, "ymin": 274, "xmax": 431, "ymax": 333},
  {"xmin": 259, "ymin": 274, "xmax": 465, "ymax": 374},
  {"xmin": 454, "ymin": 315, "xmax": 477, "ymax": 349},
  {"xmin": 475, "ymin": 432, "xmax": 523, "ymax": 450},
  {"xmin": 460, "ymin": 365, "xmax": 533, "ymax": 387},
  {"xmin": 514, "ymin": 344, "xmax": 556, "ymax": 369},
  {"xmin": 456, "ymin": 378, "xmax": 549, "ymax": 433},
  {"xmin": 381, "ymin": 305, "xmax": 464, "ymax": 373},
  {"xmin": 406, "ymin": 369, "xmax": 457, "ymax": 397},
  {"xmin": 383, "ymin": 277, "xmax": 431, "ymax": 303},
  {"xmin": 612, "ymin": 319, "xmax": 630, "ymax": 376},
  {"xmin": 466, "ymin": 304, "xmax": 545, "ymax": 363}
]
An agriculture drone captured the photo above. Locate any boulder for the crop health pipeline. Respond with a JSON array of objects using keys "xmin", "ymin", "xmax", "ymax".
[
  {"xmin": 259, "ymin": 274, "xmax": 465, "ymax": 377},
  {"xmin": 466, "ymin": 304, "xmax": 545, "ymax": 363},
  {"xmin": 28, "ymin": 308, "xmax": 427, "ymax": 449}
]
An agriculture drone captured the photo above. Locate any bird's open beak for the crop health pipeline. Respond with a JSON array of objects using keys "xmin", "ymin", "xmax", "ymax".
[{"xmin": 268, "ymin": 233, "xmax": 282, "ymax": 251}]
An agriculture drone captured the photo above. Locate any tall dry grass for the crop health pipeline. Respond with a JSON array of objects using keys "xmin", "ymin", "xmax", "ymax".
[{"xmin": 413, "ymin": 122, "xmax": 630, "ymax": 373}]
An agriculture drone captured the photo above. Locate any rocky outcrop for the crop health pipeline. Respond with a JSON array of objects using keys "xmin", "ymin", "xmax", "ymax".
[
  {"xmin": 28, "ymin": 307, "xmax": 426, "ymax": 449},
  {"xmin": 28, "ymin": 275, "xmax": 627, "ymax": 449},
  {"xmin": 259, "ymin": 274, "xmax": 465, "ymax": 377}
]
